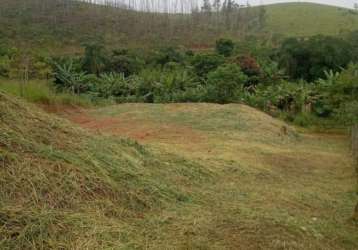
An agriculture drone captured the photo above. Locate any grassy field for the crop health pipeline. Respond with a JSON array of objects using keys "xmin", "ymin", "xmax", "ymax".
[
  {"xmin": 1, "ymin": 91, "xmax": 356, "ymax": 249},
  {"xmin": 265, "ymin": 3, "xmax": 358, "ymax": 37}
]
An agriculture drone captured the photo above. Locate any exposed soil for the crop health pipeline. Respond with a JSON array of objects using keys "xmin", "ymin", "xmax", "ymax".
[{"xmin": 56, "ymin": 107, "xmax": 205, "ymax": 144}]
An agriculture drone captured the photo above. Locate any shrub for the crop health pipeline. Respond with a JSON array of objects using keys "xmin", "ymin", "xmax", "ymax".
[
  {"xmin": 235, "ymin": 55, "xmax": 261, "ymax": 77},
  {"xmin": 82, "ymin": 42, "xmax": 108, "ymax": 76},
  {"xmin": 33, "ymin": 61, "xmax": 52, "ymax": 79},
  {"xmin": 215, "ymin": 38, "xmax": 235, "ymax": 57},
  {"xmin": 206, "ymin": 64, "xmax": 248, "ymax": 103},
  {"xmin": 138, "ymin": 68, "xmax": 200, "ymax": 103},
  {"xmin": 259, "ymin": 59, "xmax": 286, "ymax": 83},
  {"xmin": 95, "ymin": 72, "xmax": 138, "ymax": 99},
  {"xmin": 251, "ymin": 81, "xmax": 317, "ymax": 115},
  {"xmin": 53, "ymin": 60, "xmax": 88, "ymax": 94},
  {"xmin": 293, "ymin": 112, "xmax": 316, "ymax": 127},
  {"xmin": 336, "ymin": 101, "xmax": 358, "ymax": 126},
  {"xmin": 153, "ymin": 47, "xmax": 185, "ymax": 66},
  {"xmin": 313, "ymin": 64, "xmax": 358, "ymax": 118},
  {"xmin": 233, "ymin": 55, "xmax": 262, "ymax": 86},
  {"xmin": 278, "ymin": 36, "xmax": 352, "ymax": 81},
  {"xmin": 108, "ymin": 49, "xmax": 144, "ymax": 77},
  {"xmin": 191, "ymin": 53, "xmax": 225, "ymax": 78},
  {"xmin": 0, "ymin": 56, "xmax": 11, "ymax": 77}
]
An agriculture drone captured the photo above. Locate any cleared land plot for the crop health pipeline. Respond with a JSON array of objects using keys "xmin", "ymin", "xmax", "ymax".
[{"xmin": 59, "ymin": 102, "xmax": 358, "ymax": 249}]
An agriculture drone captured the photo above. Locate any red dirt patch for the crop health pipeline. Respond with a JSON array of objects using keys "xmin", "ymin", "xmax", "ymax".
[{"xmin": 57, "ymin": 108, "xmax": 205, "ymax": 144}]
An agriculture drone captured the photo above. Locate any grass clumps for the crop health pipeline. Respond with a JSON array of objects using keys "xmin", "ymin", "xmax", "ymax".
[
  {"xmin": 0, "ymin": 92, "xmax": 210, "ymax": 249},
  {"xmin": 0, "ymin": 79, "xmax": 96, "ymax": 107}
]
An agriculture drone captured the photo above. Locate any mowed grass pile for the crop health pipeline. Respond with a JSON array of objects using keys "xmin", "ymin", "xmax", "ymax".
[{"xmin": 0, "ymin": 92, "xmax": 210, "ymax": 249}]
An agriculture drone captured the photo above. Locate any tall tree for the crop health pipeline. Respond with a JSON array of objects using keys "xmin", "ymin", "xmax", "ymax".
[
  {"xmin": 201, "ymin": 0, "xmax": 212, "ymax": 13},
  {"xmin": 258, "ymin": 5, "xmax": 267, "ymax": 29},
  {"xmin": 213, "ymin": 0, "xmax": 221, "ymax": 12}
]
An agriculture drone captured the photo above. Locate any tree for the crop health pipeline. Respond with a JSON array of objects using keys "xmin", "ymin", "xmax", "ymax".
[
  {"xmin": 82, "ymin": 42, "xmax": 107, "ymax": 76},
  {"xmin": 201, "ymin": 0, "xmax": 212, "ymax": 13},
  {"xmin": 278, "ymin": 36, "xmax": 353, "ymax": 81},
  {"xmin": 207, "ymin": 64, "xmax": 248, "ymax": 103},
  {"xmin": 258, "ymin": 5, "xmax": 267, "ymax": 29},
  {"xmin": 213, "ymin": 0, "xmax": 221, "ymax": 12}
]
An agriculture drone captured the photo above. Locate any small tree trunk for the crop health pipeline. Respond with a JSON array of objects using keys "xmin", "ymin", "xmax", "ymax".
[{"xmin": 352, "ymin": 124, "xmax": 358, "ymax": 222}]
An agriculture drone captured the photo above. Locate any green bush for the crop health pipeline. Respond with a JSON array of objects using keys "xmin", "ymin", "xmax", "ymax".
[
  {"xmin": 293, "ymin": 112, "xmax": 316, "ymax": 127},
  {"xmin": 33, "ymin": 61, "xmax": 52, "ymax": 79},
  {"xmin": 108, "ymin": 49, "xmax": 144, "ymax": 76},
  {"xmin": 336, "ymin": 101, "xmax": 358, "ymax": 126},
  {"xmin": 191, "ymin": 53, "xmax": 225, "ymax": 78},
  {"xmin": 278, "ymin": 36, "xmax": 353, "ymax": 81},
  {"xmin": 215, "ymin": 38, "xmax": 235, "ymax": 57},
  {"xmin": 95, "ymin": 72, "xmax": 138, "ymax": 100},
  {"xmin": 315, "ymin": 64, "xmax": 358, "ymax": 117},
  {"xmin": 0, "ymin": 56, "xmax": 11, "ymax": 77},
  {"xmin": 152, "ymin": 47, "xmax": 185, "ymax": 66},
  {"xmin": 53, "ymin": 60, "xmax": 88, "ymax": 94},
  {"xmin": 249, "ymin": 81, "xmax": 317, "ymax": 115},
  {"xmin": 82, "ymin": 42, "xmax": 108, "ymax": 76},
  {"xmin": 206, "ymin": 64, "xmax": 248, "ymax": 103},
  {"xmin": 138, "ymin": 68, "xmax": 200, "ymax": 103}
]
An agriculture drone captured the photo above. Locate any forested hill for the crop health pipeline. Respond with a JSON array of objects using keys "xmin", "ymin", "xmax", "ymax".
[{"xmin": 0, "ymin": 1, "xmax": 358, "ymax": 51}]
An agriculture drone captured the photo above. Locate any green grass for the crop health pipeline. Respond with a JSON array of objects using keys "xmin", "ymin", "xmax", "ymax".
[
  {"xmin": 0, "ymin": 78, "xmax": 102, "ymax": 107},
  {"xmin": 265, "ymin": 3, "xmax": 358, "ymax": 37}
]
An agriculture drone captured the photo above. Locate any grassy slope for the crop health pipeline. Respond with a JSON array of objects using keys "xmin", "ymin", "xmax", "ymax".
[
  {"xmin": 265, "ymin": 3, "xmax": 358, "ymax": 37},
  {"xmin": 0, "ymin": 92, "xmax": 212, "ymax": 249},
  {"xmin": 0, "ymin": 86, "xmax": 357, "ymax": 249},
  {"xmin": 59, "ymin": 102, "xmax": 357, "ymax": 249},
  {"xmin": 0, "ymin": 79, "xmax": 96, "ymax": 107},
  {"xmin": 1, "ymin": 2, "xmax": 358, "ymax": 51},
  {"xmin": 0, "ymin": 87, "xmax": 357, "ymax": 248}
]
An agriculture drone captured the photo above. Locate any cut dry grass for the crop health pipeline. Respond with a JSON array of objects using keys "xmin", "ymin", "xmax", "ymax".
[
  {"xmin": 0, "ymin": 92, "xmax": 211, "ymax": 249},
  {"xmin": 1, "ymin": 94, "xmax": 357, "ymax": 249},
  {"xmin": 61, "ymin": 102, "xmax": 358, "ymax": 249}
]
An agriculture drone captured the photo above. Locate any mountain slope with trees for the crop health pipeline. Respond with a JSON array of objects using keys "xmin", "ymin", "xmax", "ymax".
[{"xmin": 0, "ymin": 1, "xmax": 358, "ymax": 52}]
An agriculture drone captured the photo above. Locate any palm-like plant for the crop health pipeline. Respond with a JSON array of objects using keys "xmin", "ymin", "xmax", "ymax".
[{"xmin": 53, "ymin": 60, "xmax": 86, "ymax": 94}]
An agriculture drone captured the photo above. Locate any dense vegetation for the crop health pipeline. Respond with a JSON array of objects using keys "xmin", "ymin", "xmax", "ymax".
[{"xmin": 2, "ymin": 30, "xmax": 357, "ymax": 127}]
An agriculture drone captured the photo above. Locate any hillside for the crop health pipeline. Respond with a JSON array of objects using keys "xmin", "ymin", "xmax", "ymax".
[
  {"xmin": 0, "ymin": 92, "xmax": 211, "ymax": 249},
  {"xmin": 1, "ymin": 91, "xmax": 357, "ymax": 249},
  {"xmin": 265, "ymin": 3, "xmax": 358, "ymax": 37},
  {"xmin": 0, "ymin": 1, "xmax": 358, "ymax": 52}
]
